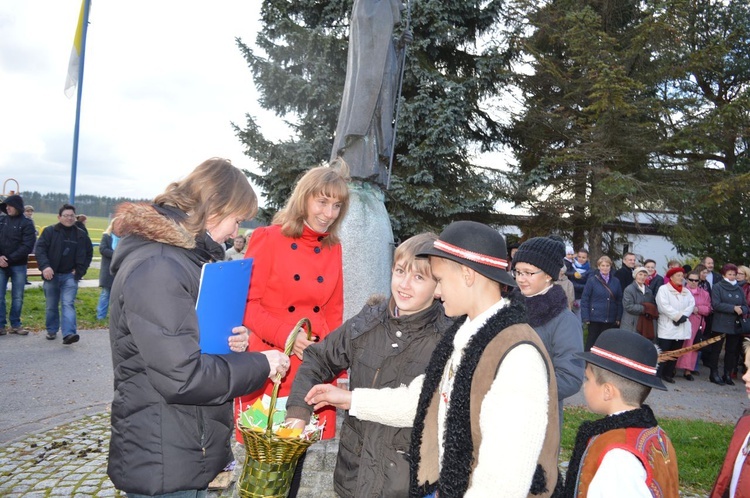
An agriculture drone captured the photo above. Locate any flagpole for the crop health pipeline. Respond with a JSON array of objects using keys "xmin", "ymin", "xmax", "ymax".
[{"xmin": 70, "ymin": 0, "xmax": 91, "ymax": 206}]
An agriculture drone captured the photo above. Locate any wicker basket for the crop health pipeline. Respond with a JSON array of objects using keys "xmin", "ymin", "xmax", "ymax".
[{"xmin": 237, "ymin": 318, "xmax": 319, "ymax": 498}]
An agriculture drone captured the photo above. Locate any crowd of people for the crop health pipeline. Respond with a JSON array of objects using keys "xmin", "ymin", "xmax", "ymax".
[{"xmin": 3, "ymin": 159, "xmax": 749, "ymax": 497}]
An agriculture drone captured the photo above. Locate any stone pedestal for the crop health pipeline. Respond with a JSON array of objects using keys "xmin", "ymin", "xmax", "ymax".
[{"xmin": 339, "ymin": 182, "xmax": 394, "ymax": 320}]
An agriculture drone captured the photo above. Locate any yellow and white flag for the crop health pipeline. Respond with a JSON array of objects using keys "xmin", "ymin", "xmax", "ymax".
[{"xmin": 64, "ymin": 0, "xmax": 88, "ymax": 98}]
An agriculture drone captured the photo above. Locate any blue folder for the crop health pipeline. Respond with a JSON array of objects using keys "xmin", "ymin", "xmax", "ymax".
[{"xmin": 196, "ymin": 258, "xmax": 253, "ymax": 354}]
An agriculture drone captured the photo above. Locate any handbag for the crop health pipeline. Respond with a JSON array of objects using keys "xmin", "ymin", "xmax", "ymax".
[{"xmin": 738, "ymin": 316, "xmax": 750, "ymax": 335}]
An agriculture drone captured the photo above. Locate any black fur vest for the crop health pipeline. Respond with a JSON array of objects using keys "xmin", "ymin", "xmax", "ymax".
[{"xmin": 409, "ymin": 294, "xmax": 533, "ymax": 497}]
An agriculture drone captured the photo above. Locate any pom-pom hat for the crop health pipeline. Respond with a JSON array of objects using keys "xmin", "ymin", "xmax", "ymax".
[
  {"xmin": 417, "ymin": 220, "xmax": 516, "ymax": 288},
  {"xmin": 575, "ymin": 329, "xmax": 666, "ymax": 390}
]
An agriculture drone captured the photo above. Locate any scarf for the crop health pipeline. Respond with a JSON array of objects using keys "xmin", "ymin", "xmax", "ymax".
[
  {"xmin": 572, "ymin": 259, "xmax": 590, "ymax": 276},
  {"xmin": 600, "ymin": 272, "xmax": 610, "ymax": 284},
  {"xmin": 668, "ymin": 280, "xmax": 682, "ymax": 293},
  {"xmin": 561, "ymin": 405, "xmax": 658, "ymax": 498}
]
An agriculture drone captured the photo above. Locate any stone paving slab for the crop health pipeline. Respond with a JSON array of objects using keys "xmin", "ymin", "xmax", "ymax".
[{"xmin": 0, "ymin": 409, "xmax": 709, "ymax": 498}]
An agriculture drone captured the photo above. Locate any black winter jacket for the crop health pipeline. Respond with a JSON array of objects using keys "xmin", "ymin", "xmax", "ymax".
[
  {"xmin": 287, "ymin": 297, "xmax": 454, "ymax": 498},
  {"xmin": 34, "ymin": 223, "xmax": 92, "ymax": 279},
  {"xmin": 711, "ymin": 279, "xmax": 749, "ymax": 335},
  {"xmin": 106, "ymin": 203, "xmax": 271, "ymax": 496},
  {"xmin": 98, "ymin": 233, "xmax": 115, "ymax": 288},
  {"xmin": 0, "ymin": 214, "xmax": 36, "ymax": 266}
]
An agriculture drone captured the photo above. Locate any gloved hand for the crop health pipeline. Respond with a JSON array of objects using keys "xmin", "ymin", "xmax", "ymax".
[{"xmin": 672, "ymin": 315, "xmax": 688, "ymax": 326}]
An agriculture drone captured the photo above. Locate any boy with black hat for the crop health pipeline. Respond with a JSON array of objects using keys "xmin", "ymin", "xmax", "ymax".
[
  {"xmin": 304, "ymin": 221, "xmax": 562, "ymax": 497},
  {"xmin": 563, "ymin": 329, "xmax": 679, "ymax": 497},
  {"xmin": 411, "ymin": 220, "xmax": 560, "ymax": 497}
]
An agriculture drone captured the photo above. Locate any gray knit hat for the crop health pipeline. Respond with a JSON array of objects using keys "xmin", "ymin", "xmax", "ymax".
[{"xmin": 512, "ymin": 236, "xmax": 566, "ymax": 281}]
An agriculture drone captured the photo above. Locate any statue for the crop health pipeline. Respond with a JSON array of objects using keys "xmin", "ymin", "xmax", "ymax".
[
  {"xmin": 330, "ymin": 0, "xmax": 410, "ymax": 319},
  {"xmin": 331, "ymin": 0, "xmax": 407, "ymax": 186}
]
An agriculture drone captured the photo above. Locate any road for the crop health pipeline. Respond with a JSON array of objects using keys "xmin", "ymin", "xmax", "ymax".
[{"xmin": 0, "ymin": 329, "xmax": 113, "ymax": 443}]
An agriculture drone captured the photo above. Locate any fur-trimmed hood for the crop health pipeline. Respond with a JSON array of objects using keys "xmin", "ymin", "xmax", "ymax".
[
  {"xmin": 110, "ymin": 202, "xmax": 225, "ymax": 276},
  {"xmin": 113, "ymin": 202, "xmax": 195, "ymax": 250}
]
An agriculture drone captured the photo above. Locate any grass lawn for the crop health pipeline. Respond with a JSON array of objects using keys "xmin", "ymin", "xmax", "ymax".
[
  {"xmin": 10, "ymin": 285, "xmax": 108, "ymax": 332},
  {"xmin": 561, "ymin": 406, "xmax": 731, "ymax": 495}
]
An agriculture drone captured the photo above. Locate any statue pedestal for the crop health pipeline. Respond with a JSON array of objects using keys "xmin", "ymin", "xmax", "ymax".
[{"xmin": 340, "ymin": 182, "xmax": 394, "ymax": 320}]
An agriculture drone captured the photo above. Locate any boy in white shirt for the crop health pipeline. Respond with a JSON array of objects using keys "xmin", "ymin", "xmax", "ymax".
[{"xmin": 563, "ymin": 329, "xmax": 679, "ymax": 497}]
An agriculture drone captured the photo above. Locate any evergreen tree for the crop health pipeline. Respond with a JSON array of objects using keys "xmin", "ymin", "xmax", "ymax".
[
  {"xmin": 654, "ymin": 0, "xmax": 750, "ymax": 263},
  {"xmin": 235, "ymin": 0, "xmax": 509, "ymax": 238},
  {"xmin": 502, "ymin": 0, "xmax": 669, "ymax": 259}
]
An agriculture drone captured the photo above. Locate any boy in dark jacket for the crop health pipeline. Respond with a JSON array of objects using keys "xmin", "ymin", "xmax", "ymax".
[
  {"xmin": 563, "ymin": 329, "xmax": 679, "ymax": 497},
  {"xmin": 286, "ymin": 233, "xmax": 454, "ymax": 498}
]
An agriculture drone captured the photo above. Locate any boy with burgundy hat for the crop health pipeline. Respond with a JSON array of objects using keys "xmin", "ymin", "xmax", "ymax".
[
  {"xmin": 562, "ymin": 329, "xmax": 679, "ymax": 497},
  {"xmin": 410, "ymin": 220, "xmax": 561, "ymax": 497}
]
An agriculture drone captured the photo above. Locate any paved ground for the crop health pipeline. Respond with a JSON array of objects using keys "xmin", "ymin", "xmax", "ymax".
[{"xmin": 1, "ymin": 319, "xmax": 747, "ymax": 497}]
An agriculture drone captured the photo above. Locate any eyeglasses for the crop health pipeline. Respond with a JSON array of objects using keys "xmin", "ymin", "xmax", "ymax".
[
  {"xmin": 687, "ymin": 278, "xmax": 700, "ymax": 283},
  {"xmin": 512, "ymin": 269, "xmax": 544, "ymax": 279}
]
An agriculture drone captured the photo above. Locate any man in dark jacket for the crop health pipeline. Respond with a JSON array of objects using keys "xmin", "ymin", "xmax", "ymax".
[
  {"xmin": 0, "ymin": 194, "xmax": 36, "ymax": 335},
  {"xmin": 34, "ymin": 204, "xmax": 93, "ymax": 344}
]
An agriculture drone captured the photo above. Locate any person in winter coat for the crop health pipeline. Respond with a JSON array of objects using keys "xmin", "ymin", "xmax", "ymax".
[
  {"xmin": 285, "ymin": 233, "xmax": 455, "ymax": 497},
  {"xmin": 621, "ymin": 267, "xmax": 657, "ymax": 337},
  {"xmin": 235, "ymin": 162, "xmax": 350, "ymax": 497},
  {"xmin": 35, "ymin": 203, "xmax": 93, "ymax": 344},
  {"xmin": 96, "ymin": 221, "xmax": 119, "ymax": 321},
  {"xmin": 581, "ymin": 256, "xmax": 623, "ymax": 351},
  {"xmin": 676, "ymin": 270, "xmax": 711, "ymax": 380},
  {"xmin": 0, "ymin": 194, "xmax": 36, "ymax": 335},
  {"xmin": 710, "ymin": 340, "xmax": 750, "ymax": 498},
  {"xmin": 644, "ymin": 259, "xmax": 664, "ymax": 295},
  {"xmin": 655, "ymin": 267, "xmax": 695, "ymax": 384},
  {"xmin": 106, "ymin": 158, "xmax": 290, "ymax": 498},
  {"xmin": 707, "ymin": 264, "xmax": 750, "ymax": 386},
  {"xmin": 566, "ymin": 248, "xmax": 590, "ymax": 322},
  {"xmin": 512, "ymin": 236, "xmax": 584, "ymax": 427}
]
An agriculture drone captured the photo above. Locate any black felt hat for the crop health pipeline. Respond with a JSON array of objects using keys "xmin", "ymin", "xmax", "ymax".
[
  {"xmin": 576, "ymin": 329, "xmax": 666, "ymax": 390},
  {"xmin": 417, "ymin": 220, "xmax": 516, "ymax": 287},
  {"xmin": 512, "ymin": 237, "xmax": 566, "ymax": 281}
]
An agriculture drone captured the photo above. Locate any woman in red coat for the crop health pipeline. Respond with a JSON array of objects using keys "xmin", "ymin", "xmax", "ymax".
[{"xmin": 235, "ymin": 164, "xmax": 350, "ymax": 446}]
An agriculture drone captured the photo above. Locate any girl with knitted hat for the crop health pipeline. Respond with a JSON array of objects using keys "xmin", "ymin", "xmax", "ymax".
[{"xmin": 512, "ymin": 236, "xmax": 584, "ymax": 426}]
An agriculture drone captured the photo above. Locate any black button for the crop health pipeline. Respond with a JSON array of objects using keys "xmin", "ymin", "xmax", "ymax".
[
  {"xmin": 313, "ymin": 306, "xmax": 320, "ymax": 313},
  {"xmin": 317, "ymin": 236, "xmax": 324, "ymax": 242},
  {"xmin": 317, "ymin": 276, "xmax": 324, "ymax": 283},
  {"xmin": 288, "ymin": 306, "xmax": 295, "ymax": 312},
  {"xmin": 291, "ymin": 243, "xmax": 298, "ymax": 250},
  {"xmin": 294, "ymin": 274, "xmax": 300, "ymax": 281},
  {"xmin": 314, "ymin": 247, "xmax": 321, "ymax": 254}
]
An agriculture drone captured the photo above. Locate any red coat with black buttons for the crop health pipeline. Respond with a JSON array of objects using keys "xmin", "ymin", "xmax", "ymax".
[{"xmin": 235, "ymin": 224, "xmax": 343, "ymax": 439}]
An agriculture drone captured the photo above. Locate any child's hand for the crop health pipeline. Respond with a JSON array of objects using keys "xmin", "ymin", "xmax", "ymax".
[
  {"xmin": 304, "ymin": 384, "xmax": 352, "ymax": 411},
  {"xmin": 292, "ymin": 331, "xmax": 317, "ymax": 360}
]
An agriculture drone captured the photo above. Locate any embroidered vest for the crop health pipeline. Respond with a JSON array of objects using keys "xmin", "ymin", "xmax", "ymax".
[
  {"xmin": 415, "ymin": 323, "xmax": 560, "ymax": 497},
  {"xmin": 710, "ymin": 411, "xmax": 750, "ymax": 498},
  {"xmin": 575, "ymin": 426, "xmax": 679, "ymax": 498}
]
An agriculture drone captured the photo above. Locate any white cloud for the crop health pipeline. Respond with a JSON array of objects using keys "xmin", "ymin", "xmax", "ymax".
[{"xmin": 0, "ymin": 1, "xmax": 290, "ymax": 202}]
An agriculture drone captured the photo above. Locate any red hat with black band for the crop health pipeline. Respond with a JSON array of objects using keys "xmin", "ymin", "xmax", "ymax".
[
  {"xmin": 417, "ymin": 220, "xmax": 517, "ymax": 288},
  {"xmin": 575, "ymin": 329, "xmax": 666, "ymax": 391}
]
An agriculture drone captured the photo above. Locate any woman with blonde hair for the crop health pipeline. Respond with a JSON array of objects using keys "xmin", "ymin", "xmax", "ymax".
[
  {"xmin": 107, "ymin": 158, "xmax": 290, "ymax": 497},
  {"xmin": 235, "ymin": 162, "xmax": 350, "ymax": 495}
]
